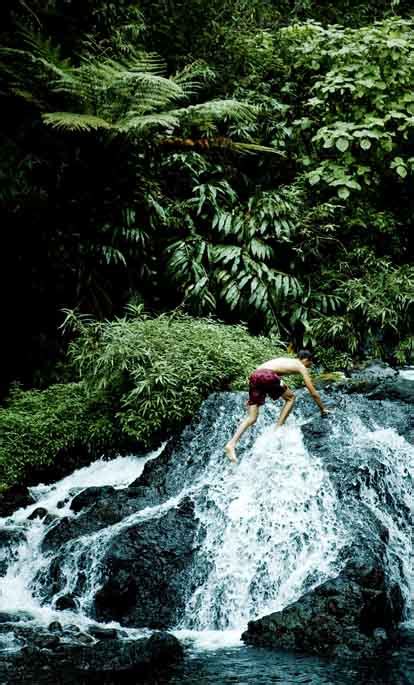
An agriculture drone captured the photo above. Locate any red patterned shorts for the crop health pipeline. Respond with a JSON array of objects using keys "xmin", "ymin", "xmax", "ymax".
[{"xmin": 248, "ymin": 369, "xmax": 286, "ymax": 406}]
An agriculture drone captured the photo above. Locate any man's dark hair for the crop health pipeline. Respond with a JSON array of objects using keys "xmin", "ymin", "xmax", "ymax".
[{"xmin": 298, "ymin": 349, "xmax": 313, "ymax": 361}]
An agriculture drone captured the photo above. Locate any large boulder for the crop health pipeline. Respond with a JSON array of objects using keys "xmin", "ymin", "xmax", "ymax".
[
  {"xmin": 0, "ymin": 487, "xmax": 34, "ymax": 518},
  {"xmin": 41, "ymin": 487, "xmax": 139, "ymax": 552},
  {"xmin": 242, "ymin": 557, "xmax": 404, "ymax": 658},
  {"xmin": 93, "ymin": 497, "xmax": 201, "ymax": 627},
  {"xmin": 337, "ymin": 363, "xmax": 414, "ymax": 405},
  {"xmin": 36, "ymin": 493, "xmax": 202, "ymax": 629},
  {"xmin": 242, "ymin": 390, "xmax": 412, "ymax": 658},
  {"xmin": 0, "ymin": 622, "xmax": 183, "ymax": 684}
]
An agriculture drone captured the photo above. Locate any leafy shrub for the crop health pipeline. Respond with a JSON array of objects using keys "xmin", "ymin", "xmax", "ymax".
[
  {"xmin": 0, "ymin": 310, "xmax": 288, "ymax": 492},
  {"xmin": 65, "ymin": 307, "xmax": 284, "ymax": 443},
  {"xmin": 0, "ymin": 383, "xmax": 119, "ymax": 491},
  {"xmin": 285, "ymin": 18, "xmax": 414, "ymax": 200},
  {"xmin": 307, "ymin": 262, "xmax": 414, "ymax": 364}
]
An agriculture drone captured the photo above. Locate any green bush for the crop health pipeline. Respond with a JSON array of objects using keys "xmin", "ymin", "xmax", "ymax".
[
  {"xmin": 0, "ymin": 311, "xmax": 285, "ymax": 491},
  {"xmin": 65, "ymin": 308, "xmax": 284, "ymax": 443},
  {"xmin": 0, "ymin": 383, "xmax": 119, "ymax": 491}
]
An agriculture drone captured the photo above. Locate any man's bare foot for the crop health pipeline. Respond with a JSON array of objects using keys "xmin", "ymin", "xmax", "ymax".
[{"xmin": 225, "ymin": 444, "xmax": 237, "ymax": 463}]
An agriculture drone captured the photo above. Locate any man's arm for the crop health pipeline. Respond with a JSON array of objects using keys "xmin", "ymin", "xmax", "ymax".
[{"xmin": 301, "ymin": 370, "xmax": 329, "ymax": 415}]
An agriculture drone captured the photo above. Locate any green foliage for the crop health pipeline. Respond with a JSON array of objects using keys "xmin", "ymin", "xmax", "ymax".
[
  {"xmin": 307, "ymin": 262, "xmax": 414, "ymax": 364},
  {"xmin": 2, "ymin": 2, "xmax": 414, "ymax": 395},
  {"xmin": 1, "ymin": 32, "xmax": 259, "ymax": 139},
  {"xmin": 0, "ymin": 383, "xmax": 119, "ymax": 490},
  {"xmin": 165, "ymin": 178, "xmax": 306, "ymax": 333},
  {"xmin": 64, "ymin": 307, "xmax": 284, "ymax": 443},
  {"xmin": 284, "ymin": 19, "xmax": 414, "ymax": 200}
]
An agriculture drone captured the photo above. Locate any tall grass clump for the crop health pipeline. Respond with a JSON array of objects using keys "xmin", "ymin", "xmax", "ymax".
[{"xmin": 65, "ymin": 307, "xmax": 284, "ymax": 443}]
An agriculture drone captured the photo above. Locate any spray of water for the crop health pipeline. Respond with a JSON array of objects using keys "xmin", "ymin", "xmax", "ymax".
[
  {"xmin": 0, "ymin": 450, "xmax": 163, "ymax": 628},
  {"xmin": 181, "ymin": 423, "xmax": 346, "ymax": 631},
  {"xmin": 0, "ymin": 393, "xmax": 413, "ymax": 654}
]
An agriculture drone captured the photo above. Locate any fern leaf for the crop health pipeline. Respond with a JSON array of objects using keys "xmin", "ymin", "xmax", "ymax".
[
  {"xmin": 118, "ymin": 112, "xmax": 180, "ymax": 133},
  {"xmin": 42, "ymin": 112, "xmax": 113, "ymax": 132}
]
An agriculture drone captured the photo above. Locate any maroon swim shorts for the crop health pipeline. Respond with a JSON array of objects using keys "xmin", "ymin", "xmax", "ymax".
[{"xmin": 248, "ymin": 369, "xmax": 286, "ymax": 406}]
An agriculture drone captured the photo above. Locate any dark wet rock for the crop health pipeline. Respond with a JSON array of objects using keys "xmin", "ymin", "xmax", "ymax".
[
  {"xmin": 42, "ymin": 490, "xmax": 141, "ymax": 552},
  {"xmin": 63, "ymin": 624, "xmax": 81, "ymax": 635},
  {"xmin": 54, "ymin": 594, "xmax": 78, "ymax": 611},
  {"xmin": 32, "ymin": 632, "xmax": 61, "ymax": 649},
  {"xmin": 366, "ymin": 377, "xmax": 414, "ymax": 404},
  {"xmin": 350, "ymin": 361, "xmax": 399, "ymax": 382},
  {"xmin": 87, "ymin": 626, "xmax": 118, "ymax": 640},
  {"xmin": 41, "ymin": 517, "xmax": 84, "ymax": 551},
  {"xmin": 337, "ymin": 364, "xmax": 414, "ymax": 406},
  {"xmin": 127, "ymin": 408, "xmax": 229, "ymax": 506},
  {"xmin": 27, "ymin": 507, "xmax": 48, "ymax": 521},
  {"xmin": 0, "ymin": 611, "xmax": 33, "ymax": 624},
  {"xmin": 0, "ymin": 486, "xmax": 34, "ymax": 518},
  {"xmin": 70, "ymin": 486, "xmax": 116, "ymax": 513},
  {"xmin": 5, "ymin": 388, "xmax": 411, "ymax": 666},
  {"xmin": 93, "ymin": 497, "xmax": 202, "ymax": 628},
  {"xmin": 0, "ymin": 625, "xmax": 183, "ymax": 683},
  {"xmin": 0, "ymin": 528, "xmax": 26, "ymax": 576},
  {"xmin": 48, "ymin": 621, "xmax": 63, "ymax": 632},
  {"xmin": 242, "ymin": 398, "xmax": 410, "ymax": 658},
  {"xmin": 243, "ymin": 556, "xmax": 404, "ymax": 658},
  {"xmin": 43, "ymin": 513, "xmax": 58, "ymax": 527}
]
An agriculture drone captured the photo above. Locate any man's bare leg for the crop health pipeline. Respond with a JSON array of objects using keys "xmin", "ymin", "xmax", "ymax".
[
  {"xmin": 225, "ymin": 404, "xmax": 259, "ymax": 463},
  {"xmin": 276, "ymin": 388, "xmax": 295, "ymax": 427}
]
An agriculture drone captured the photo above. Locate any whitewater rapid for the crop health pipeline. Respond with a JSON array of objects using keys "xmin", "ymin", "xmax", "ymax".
[{"xmin": 0, "ymin": 393, "xmax": 413, "ymax": 651}]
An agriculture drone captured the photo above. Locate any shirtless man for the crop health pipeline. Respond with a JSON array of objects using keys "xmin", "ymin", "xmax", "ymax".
[{"xmin": 224, "ymin": 350, "xmax": 330, "ymax": 463}]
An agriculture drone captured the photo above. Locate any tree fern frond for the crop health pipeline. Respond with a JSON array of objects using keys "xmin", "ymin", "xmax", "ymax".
[
  {"xmin": 170, "ymin": 100, "xmax": 258, "ymax": 127},
  {"xmin": 118, "ymin": 112, "xmax": 180, "ymax": 133},
  {"xmin": 10, "ymin": 87, "xmax": 46, "ymax": 108},
  {"xmin": 111, "ymin": 72, "xmax": 185, "ymax": 103},
  {"xmin": 173, "ymin": 61, "xmax": 216, "ymax": 97},
  {"xmin": 102, "ymin": 51, "xmax": 166, "ymax": 75},
  {"xmin": 42, "ymin": 112, "xmax": 113, "ymax": 132},
  {"xmin": 18, "ymin": 28, "xmax": 72, "ymax": 72}
]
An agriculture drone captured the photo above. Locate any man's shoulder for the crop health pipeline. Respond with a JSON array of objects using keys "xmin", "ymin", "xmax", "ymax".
[{"xmin": 272, "ymin": 357, "xmax": 304, "ymax": 372}]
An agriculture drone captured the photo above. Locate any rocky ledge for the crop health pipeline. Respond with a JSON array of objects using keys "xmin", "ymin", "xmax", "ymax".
[
  {"xmin": 242, "ymin": 557, "xmax": 404, "ymax": 658},
  {"xmin": 243, "ymin": 367, "xmax": 413, "ymax": 658},
  {"xmin": 0, "ymin": 621, "xmax": 183, "ymax": 684}
]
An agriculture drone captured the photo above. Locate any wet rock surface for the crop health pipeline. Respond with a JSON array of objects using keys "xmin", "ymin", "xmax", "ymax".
[
  {"xmin": 0, "ymin": 364, "xmax": 412, "ymax": 668},
  {"xmin": 242, "ymin": 372, "xmax": 413, "ymax": 658},
  {"xmin": 242, "ymin": 558, "xmax": 404, "ymax": 657},
  {"xmin": 92, "ymin": 497, "xmax": 201, "ymax": 627},
  {"xmin": 0, "ymin": 528, "xmax": 26, "ymax": 576},
  {"xmin": 37, "ymin": 494, "xmax": 201, "ymax": 629},
  {"xmin": 0, "ymin": 623, "xmax": 183, "ymax": 684},
  {"xmin": 0, "ymin": 487, "xmax": 34, "ymax": 519},
  {"xmin": 338, "ymin": 363, "xmax": 414, "ymax": 405}
]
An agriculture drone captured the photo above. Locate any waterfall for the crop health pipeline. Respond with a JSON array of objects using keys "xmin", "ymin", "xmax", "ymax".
[
  {"xmin": 180, "ymin": 422, "xmax": 346, "ymax": 631},
  {"xmin": 0, "ymin": 451, "xmax": 163, "ymax": 630},
  {"xmin": 0, "ymin": 390, "xmax": 413, "ymax": 651}
]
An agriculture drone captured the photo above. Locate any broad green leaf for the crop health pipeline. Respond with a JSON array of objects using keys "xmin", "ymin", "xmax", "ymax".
[
  {"xmin": 337, "ymin": 187, "xmax": 350, "ymax": 199},
  {"xmin": 336, "ymin": 137, "xmax": 349, "ymax": 152}
]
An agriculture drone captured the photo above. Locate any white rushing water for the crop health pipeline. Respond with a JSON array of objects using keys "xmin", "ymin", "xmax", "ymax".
[
  {"xmin": 399, "ymin": 367, "xmax": 414, "ymax": 381},
  {"xmin": 180, "ymin": 422, "xmax": 346, "ymax": 632},
  {"xmin": 342, "ymin": 417, "xmax": 414, "ymax": 595},
  {"xmin": 0, "ymin": 450, "xmax": 163, "ymax": 631},
  {"xmin": 1, "ymin": 398, "xmax": 413, "ymax": 653}
]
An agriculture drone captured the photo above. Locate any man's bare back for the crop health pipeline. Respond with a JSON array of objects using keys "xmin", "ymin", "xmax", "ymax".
[
  {"xmin": 257, "ymin": 357, "xmax": 310, "ymax": 377},
  {"xmin": 225, "ymin": 351, "xmax": 330, "ymax": 463}
]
